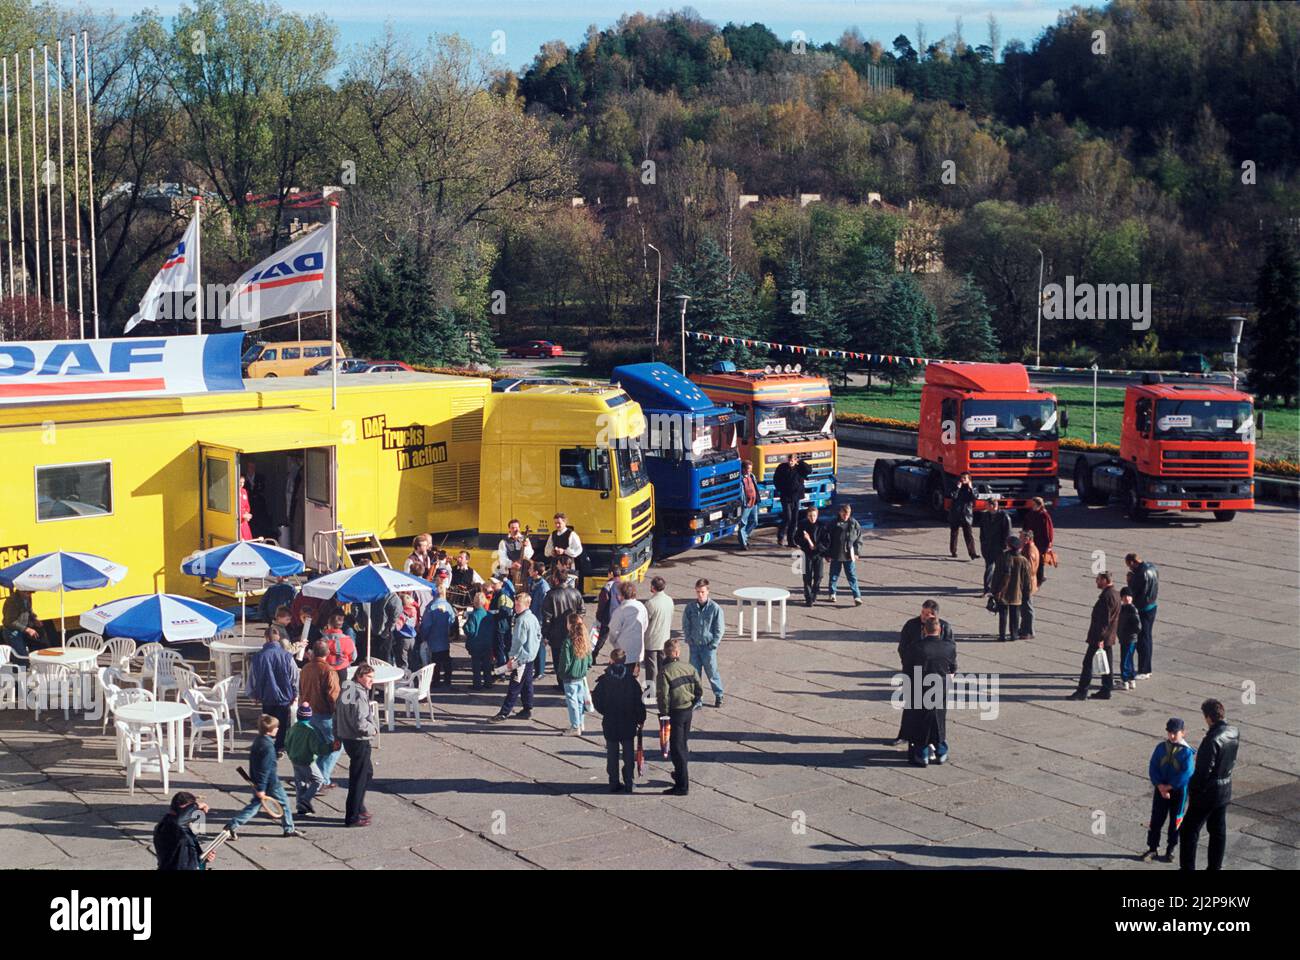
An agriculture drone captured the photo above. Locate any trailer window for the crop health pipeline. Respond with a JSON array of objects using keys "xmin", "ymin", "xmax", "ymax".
[
  {"xmin": 36, "ymin": 461, "xmax": 112, "ymax": 522},
  {"xmin": 559, "ymin": 448, "xmax": 609, "ymax": 491},
  {"xmin": 205, "ymin": 457, "xmax": 231, "ymax": 512}
]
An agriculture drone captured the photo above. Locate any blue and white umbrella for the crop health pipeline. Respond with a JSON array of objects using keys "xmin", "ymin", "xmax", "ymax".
[
  {"xmin": 302, "ymin": 564, "xmax": 433, "ymax": 659},
  {"xmin": 0, "ymin": 551, "xmax": 128, "ymax": 645},
  {"xmin": 181, "ymin": 540, "xmax": 305, "ymax": 639},
  {"xmin": 80, "ymin": 593, "xmax": 235, "ymax": 645}
]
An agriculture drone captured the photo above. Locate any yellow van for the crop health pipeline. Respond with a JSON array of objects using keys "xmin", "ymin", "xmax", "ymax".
[{"xmin": 242, "ymin": 340, "xmax": 345, "ymax": 378}]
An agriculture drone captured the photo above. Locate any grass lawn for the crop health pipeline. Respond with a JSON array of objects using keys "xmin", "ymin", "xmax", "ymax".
[{"xmin": 834, "ymin": 383, "xmax": 1298, "ymax": 461}]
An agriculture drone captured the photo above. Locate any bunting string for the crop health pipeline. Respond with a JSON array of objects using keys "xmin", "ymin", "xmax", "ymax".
[{"xmin": 683, "ymin": 330, "xmax": 1227, "ymax": 379}]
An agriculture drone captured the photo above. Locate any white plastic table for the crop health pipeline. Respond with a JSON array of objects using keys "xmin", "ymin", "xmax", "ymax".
[
  {"xmin": 210, "ymin": 637, "xmax": 263, "ymax": 679},
  {"xmin": 28, "ymin": 647, "xmax": 100, "ymax": 719},
  {"xmin": 113, "ymin": 700, "xmax": 194, "ymax": 773},
  {"xmin": 345, "ymin": 664, "xmax": 405, "ymax": 732},
  {"xmin": 733, "ymin": 587, "xmax": 791, "ymax": 641}
]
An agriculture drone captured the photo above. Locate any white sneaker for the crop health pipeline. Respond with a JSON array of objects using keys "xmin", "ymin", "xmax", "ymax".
[
  {"xmin": 1127, "ymin": 681, "xmax": 1135, "ymax": 690},
  {"xmin": 565, "ymin": 727, "xmax": 581, "ymax": 736},
  {"xmin": 853, "ymin": 597, "xmax": 862, "ymax": 607},
  {"xmin": 1136, "ymin": 673, "xmax": 1152, "ymax": 681}
]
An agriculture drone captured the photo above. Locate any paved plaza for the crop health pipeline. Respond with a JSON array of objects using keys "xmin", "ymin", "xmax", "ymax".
[{"xmin": 2, "ymin": 447, "xmax": 1297, "ymax": 870}]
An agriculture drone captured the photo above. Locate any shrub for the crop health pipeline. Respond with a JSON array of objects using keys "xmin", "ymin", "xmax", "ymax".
[{"xmin": 586, "ymin": 338, "xmax": 662, "ymax": 377}]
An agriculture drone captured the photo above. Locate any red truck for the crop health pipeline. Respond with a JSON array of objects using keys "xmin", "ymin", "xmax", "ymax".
[
  {"xmin": 1073, "ymin": 375, "xmax": 1255, "ymax": 521},
  {"xmin": 872, "ymin": 362, "xmax": 1061, "ymax": 516}
]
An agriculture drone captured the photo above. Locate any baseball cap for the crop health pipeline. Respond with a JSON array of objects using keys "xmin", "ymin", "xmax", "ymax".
[{"xmin": 1166, "ymin": 717, "xmax": 1184, "ymax": 733}]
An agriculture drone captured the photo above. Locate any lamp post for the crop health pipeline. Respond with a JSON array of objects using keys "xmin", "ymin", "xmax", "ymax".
[
  {"xmin": 676, "ymin": 294, "xmax": 691, "ymax": 374},
  {"xmin": 1228, "ymin": 316, "xmax": 1245, "ymax": 391},
  {"xmin": 1035, "ymin": 246, "xmax": 1044, "ymax": 369},
  {"xmin": 1091, "ymin": 362, "xmax": 1099, "ymax": 445},
  {"xmin": 647, "ymin": 243, "xmax": 662, "ymax": 361}
]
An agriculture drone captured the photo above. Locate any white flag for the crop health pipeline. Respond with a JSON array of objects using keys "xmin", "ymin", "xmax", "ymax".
[
  {"xmin": 219, "ymin": 222, "xmax": 333, "ymax": 329},
  {"xmin": 124, "ymin": 213, "xmax": 200, "ymax": 333}
]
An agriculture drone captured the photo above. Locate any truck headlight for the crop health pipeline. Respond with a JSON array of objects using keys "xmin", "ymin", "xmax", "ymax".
[
  {"xmin": 688, "ymin": 518, "xmax": 702, "ymax": 530},
  {"xmin": 1149, "ymin": 483, "xmax": 1168, "ymax": 494}
]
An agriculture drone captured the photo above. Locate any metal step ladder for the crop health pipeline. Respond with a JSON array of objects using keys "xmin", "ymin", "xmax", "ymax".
[{"xmin": 312, "ymin": 529, "xmax": 390, "ymax": 572}]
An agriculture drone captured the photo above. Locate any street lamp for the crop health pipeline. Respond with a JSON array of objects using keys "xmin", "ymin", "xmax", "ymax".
[
  {"xmin": 647, "ymin": 243, "xmax": 662, "ymax": 361},
  {"xmin": 1091, "ymin": 362, "xmax": 1099, "ymax": 445},
  {"xmin": 1227, "ymin": 316, "xmax": 1246, "ymax": 390},
  {"xmin": 676, "ymin": 294, "xmax": 691, "ymax": 374},
  {"xmin": 1035, "ymin": 247, "xmax": 1045, "ymax": 369}
]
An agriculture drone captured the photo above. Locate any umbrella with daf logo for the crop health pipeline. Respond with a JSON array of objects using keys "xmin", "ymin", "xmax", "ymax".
[
  {"xmin": 181, "ymin": 540, "xmax": 305, "ymax": 640},
  {"xmin": 0, "ymin": 551, "xmax": 128, "ymax": 645},
  {"xmin": 80, "ymin": 594, "xmax": 235, "ymax": 645}
]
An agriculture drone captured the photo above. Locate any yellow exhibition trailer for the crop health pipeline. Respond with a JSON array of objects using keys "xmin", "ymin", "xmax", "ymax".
[{"xmin": 0, "ymin": 371, "xmax": 654, "ymax": 620}]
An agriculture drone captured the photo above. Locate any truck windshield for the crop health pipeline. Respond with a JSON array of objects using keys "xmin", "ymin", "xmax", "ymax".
[
  {"xmin": 615, "ymin": 440, "xmax": 650, "ymax": 495},
  {"xmin": 753, "ymin": 402, "xmax": 834, "ymax": 441},
  {"xmin": 1155, "ymin": 399, "xmax": 1254, "ymax": 441},
  {"xmin": 960, "ymin": 399, "xmax": 1058, "ymax": 440}
]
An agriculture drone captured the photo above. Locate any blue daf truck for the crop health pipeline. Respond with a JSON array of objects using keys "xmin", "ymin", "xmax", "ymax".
[{"xmin": 611, "ymin": 363, "xmax": 744, "ymax": 559}]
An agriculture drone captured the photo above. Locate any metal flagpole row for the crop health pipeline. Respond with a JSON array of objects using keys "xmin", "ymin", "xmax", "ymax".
[
  {"xmin": 70, "ymin": 33, "xmax": 84, "ymax": 338},
  {"xmin": 14, "ymin": 54, "xmax": 27, "ymax": 325},
  {"xmin": 84, "ymin": 31, "xmax": 98, "ymax": 338},
  {"xmin": 29, "ymin": 49, "xmax": 40, "ymax": 318},
  {"xmin": 56, "ymin": 41, "xmax": 68, "ymax": 331},
  {"xmin": 2, "ymin": 59, "xmax": 10, "ymax": 316},
  {"xmin": 43, "ymin": 45, "xmax": 55, "ymax": 327}
]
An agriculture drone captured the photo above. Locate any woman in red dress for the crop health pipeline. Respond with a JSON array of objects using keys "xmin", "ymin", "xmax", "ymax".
[{"xmin": 238, "ymin": 475, "xmax": 254, "ymax": 540}]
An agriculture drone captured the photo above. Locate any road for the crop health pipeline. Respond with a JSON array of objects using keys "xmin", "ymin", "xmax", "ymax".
[{"xmin": 1, "ymin": 446, "xmax": 1295, "ymax": 870}]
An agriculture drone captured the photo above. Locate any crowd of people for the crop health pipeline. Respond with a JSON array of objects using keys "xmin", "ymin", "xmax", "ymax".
[{"xmin": 96, "ymin": 487, "xmax": 1232, "ymax": 872}]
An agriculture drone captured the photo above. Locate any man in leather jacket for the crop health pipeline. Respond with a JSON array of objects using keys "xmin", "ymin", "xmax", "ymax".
[
  {"xmin": 1125, "ymin": 553, "xmax": 1159, "ymax": 679},
  {"xmin": 1178, "ymin": 699, "xmax": 1240, "ymax": 871}
]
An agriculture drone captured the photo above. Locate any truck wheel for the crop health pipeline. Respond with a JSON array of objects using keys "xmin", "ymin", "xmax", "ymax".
[
  {"xmin": 1124, "ymin": 486, "xmax": 1148, "ymax": 521},
  {"xmin": 1074, "ymin": 459, "xmax": 1105, "ymax": 506},
  {"xmin": 1213, "ymin": 510, "xmax": 1236, "ymax": 522},
  {"xmin": 926, "ymin": 476, "xmax": 947, "ymax": 520},
  {"xmin": 873, "ymin": 462, "xmax": 897, "ymax": 504}
]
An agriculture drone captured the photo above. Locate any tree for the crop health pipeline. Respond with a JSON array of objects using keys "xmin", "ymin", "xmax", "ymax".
[
  {"xmin": 669, "ymin": 237, "xmax": 762, "ymax": 371},
  {"xmin": 869, "ymin": 273, "xmax": 940, "ymax": 390},
  {"xmin": 942, "ymin": 275, "xmax": 1000, "ymax": 361},
  {"xmin": 780, "ymin": 260, "xmax": 850, "ymax": 379},
  {"xmin": 1248, "ymin": 232, "xmax": 1300, "ymax": 403}
]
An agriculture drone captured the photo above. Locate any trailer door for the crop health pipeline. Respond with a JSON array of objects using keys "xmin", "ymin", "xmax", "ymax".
[
  {"xmin": 199, "ymin": 443, "xmax": 240, "ymax": 550},
  {"xmin": 303, "ymin": 446, "xmax": 338, "ymax": 572}
]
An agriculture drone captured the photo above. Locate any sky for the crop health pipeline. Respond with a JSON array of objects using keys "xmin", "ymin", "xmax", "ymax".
[{"xmin": 85, "ymin": 0, "xmax": 1066, "ymax": 71}]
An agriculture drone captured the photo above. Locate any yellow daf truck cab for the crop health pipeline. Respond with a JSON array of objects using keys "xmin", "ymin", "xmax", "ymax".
[{"xmin": 476, "ymin": 384, "xmax": 654, "ymax": 595}]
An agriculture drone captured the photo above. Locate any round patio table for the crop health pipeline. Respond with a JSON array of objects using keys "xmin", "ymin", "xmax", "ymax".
[
  {"xmin": 113, "ymin": 699, "xmax": 194, "ymax": 773},
  {"xmin": 733, "ymin": 586, "xmax": 791, "ymax": 641}
]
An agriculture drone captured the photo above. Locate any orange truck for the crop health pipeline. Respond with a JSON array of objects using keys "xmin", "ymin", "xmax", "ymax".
[
  {"xmin": 1073, "ymin": 374, "xmax": 1255, "ymax": 521},
  {"xmin": 690, "ymin": 362, "xmax": 837, "ymax": 523},
  {"xmin": 872, "ymin": 362, "xmax": 1060, "ymax": 516}
]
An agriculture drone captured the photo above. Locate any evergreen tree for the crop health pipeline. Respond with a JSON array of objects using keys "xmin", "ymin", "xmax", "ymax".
[
  {"xmin": 870, "ymin": 274, "xmax": 940, "ymax": 390},
  {"xmin": 1248, "ymin": 232, "xmax": 1300, "ymax": 403},
  {"xmin": 668, "ymin": 237, "xmax": 762, "ymax": 372},
  {"xmin": 348, "ymin": 244, "xmax": 498, "ymax": 368},
  {"xmin": 779, "ymin": 259, "xmax": 850, "ymax": 380},
  {"xmin": 942, "ymin": 275, "xmax": 1001, "ymax": 361}
]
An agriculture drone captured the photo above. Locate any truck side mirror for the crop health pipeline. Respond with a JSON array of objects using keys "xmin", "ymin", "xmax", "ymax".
[
  {"xmin": 599, "ymin": 465, "xmax": 612, "ymax": 498},
  {"xmin": 1060, "ymin": 408, "xmax": 1069, "ymax": 431}
]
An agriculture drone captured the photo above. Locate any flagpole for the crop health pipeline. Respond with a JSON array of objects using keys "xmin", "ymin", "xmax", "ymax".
[
  {"xmin": 193, "ymin": 194, "xmax": 201, "ymax": 335},
  {"xmin": 330, "ymin": 200, "xmax": 338, "ymax": 411}
]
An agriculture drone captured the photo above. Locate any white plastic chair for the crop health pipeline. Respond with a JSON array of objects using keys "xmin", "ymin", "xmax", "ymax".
[
  {"xmin": 141, "ymin": 648, "xmax": 186, "ymax": 700},
  {"xmin": 98, "ymin": 637, "xmax": 137, "ymax": 672},
  {"xmin": 115, "ymin": 719, "xmax": 170, "ymax": 795},
  {"xmin": 65, "ymin": 633, "xmax": 105, "ymax": 651},
  {"xmin": 30, "ymin": 663, "xmax": 82, "ymax": 721},
  {"xmin": 172, "ymin": 665, "xmax": 203, "ymax": 701},
  {"xmin": 394, "ymin": 664, "xmax": 437, "ymax": 728},
  {"xmin": 0, "ymin": 645, "xmax": 20, "ymax": 709},
  {"xmin": 184, "ymin": 683, "xmax": 235, "ymax": 762}
]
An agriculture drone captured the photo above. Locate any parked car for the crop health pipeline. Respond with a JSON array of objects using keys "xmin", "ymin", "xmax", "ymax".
[
  {"xmin": 507, "ymin": 340, "xmax": 563, "ymax": 358},
  {"xmin": 307, "ymin": 358, "xmax": 414, "ymax": 376},
  {"xmin": 242, "ymin": 340, "xmax": 345, "ymax": 378},
  {"xmin": 1179, "ymin": 352, "xmax": 1213, "ymax": 375}
]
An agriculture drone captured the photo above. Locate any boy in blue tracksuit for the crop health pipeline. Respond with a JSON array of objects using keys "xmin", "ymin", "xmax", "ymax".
[
  {"xmin": 1144, "ymin": 717, "xmax": 1195, "ymax": 862},
  {"xmin": 226, "ymin": 714, "xmax": 303, "ymax": 839}
]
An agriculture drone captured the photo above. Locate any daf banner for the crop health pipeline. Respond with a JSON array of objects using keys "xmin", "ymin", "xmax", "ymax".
[
  {"xmin": 219, "ymin": 221, "xmax": 333, "ymax": 329},
  {"xmin": 0, "ymin": 333, "xmax": 245, "ymax": 404}
]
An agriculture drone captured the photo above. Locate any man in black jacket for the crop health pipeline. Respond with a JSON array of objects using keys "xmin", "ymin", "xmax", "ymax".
[
  {"xmin": 154, "ymin": 792, "xmax": 215, "ymax": 870},
  {"xmin": 1179, "ymin": 699, "xmax": 1240, "ymax": 871},
  {"xmin": 772, "ymin": 453, "xmax": 809, "ymax": 547},
  {"xmin": 1125, "ymin": 553, "xmax": 1159, "ymax": 679},
  {"xmin": 977, "ymin": 497, "xmax": 1013, "ymax": 594},
  {"xmin": 895, "ymin": 600, "xmax": 954, "ymax": 743},
  {"xmin": 795, "ymin": 506, "xmax": 824, "ymax": 606},
  {"xmin": 541, "ymin": 568, "xmax": 585, "ymax": 690},
  {"xmin": 899, "ymin": 618, "xmax": 958, "ymax": 766},
  {"xmin": 947, "ymin": 472, "xmax": 978, "ymax": 560},
  {"xmin": 591, "ymin": 649, "xmax": 647, "ymax": 793}
]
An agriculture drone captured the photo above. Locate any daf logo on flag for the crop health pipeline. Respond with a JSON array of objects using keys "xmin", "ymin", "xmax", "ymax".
[{"xmin": 241, "ymin": 252, "xmax": 326, "ymax": 292}]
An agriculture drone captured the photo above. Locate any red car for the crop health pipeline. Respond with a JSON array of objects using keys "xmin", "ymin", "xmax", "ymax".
[{"xmin": 507, "ymin": 340, "xmax": 563, "ymax": 358}]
